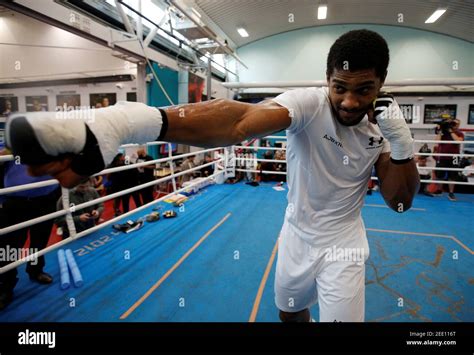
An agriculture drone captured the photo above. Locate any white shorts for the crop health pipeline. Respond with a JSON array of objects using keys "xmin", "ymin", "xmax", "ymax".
[{"xmin": 274, "ymin": 221, "xmax": 369, "ymax": 322}]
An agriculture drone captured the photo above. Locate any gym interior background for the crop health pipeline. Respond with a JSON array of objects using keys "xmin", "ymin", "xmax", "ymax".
[{"xmin": 0, "ymin": 0, "xmax": 473, "ymax": 331}]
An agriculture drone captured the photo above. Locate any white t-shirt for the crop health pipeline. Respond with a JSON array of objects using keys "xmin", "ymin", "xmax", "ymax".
[{"xmin": 273, "ymin": 87, "xmax": 391, "ymax": 246}]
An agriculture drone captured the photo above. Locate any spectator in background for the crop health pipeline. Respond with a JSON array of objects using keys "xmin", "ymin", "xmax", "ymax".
[
  {"xmin": 0, "ymin": 161, "xmax": 60, "ymax": 310},
  {"xmin": 32, "ymin": 99, "xmax": 44, "ymax": 112},
  {"xmin": 108, "ymin": 153, "xmax": 141, "ymax": 216},
  {"xmin": 367, "ymin": 166, "xmax": 378, "ymax": 195},
  {"xmin": 232, "ymin": 149, "xmax": 245, "ymax": 183},
  {"xmin": 180, "ymin": 155, "xmax": 197, "ymax": 184},
  {"xmin": 260, "ymin": 151, "xmax": 276, "ymax": 182},
  {"xmin": 136, "ymin": 148, "xmax": 155, "ymax": 204},
  {"xmin": 2, "ymin": 100, "xmax": 13, "ymax": 116},
  {"xmin": 200, "ymin": 154, "xmax": 215, "ymax": 177},
  {"xmin": 92, "ymin": 175, "xmax": 105, "ymax": 197},
  {"xmin": 245, "ymin": 151, "xmax": 258, "ymax": 182},
  {"xmin": 416, "ymin": 144, "xmax": 434, "ymax": 197},
  {"xmin": 434, "ymin": 119, "xmax": 464, "ymax": 201},
  {"xmin": 274, "ymin": 149, "xmax": 287, "ymax": 182},
  {"xmin": 56, "ymin": 180, "xmax": 104, "ymax": 238},
  {"xmin": 463, "ymin": 159, "xmax": 474, "ymax": 184},
  {"xmin": 102, "ymin": 97, "xmax": 110, "ymax": 108}
]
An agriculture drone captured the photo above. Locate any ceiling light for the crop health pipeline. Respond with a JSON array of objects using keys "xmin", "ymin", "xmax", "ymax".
[
  {"xmin": 191, "ymin": 7, "xmax": 202, "ymax": 18},
  {"xmin": 237, "ymin": 28, "xmax": 249, "ymax": 38},
  {"xmin": 425, "ymin": 8, "xmax": 446, "ymax": 23},
  {"xmin": 318, "ymin": 5, "xmax": 327, "ymax": 20}
]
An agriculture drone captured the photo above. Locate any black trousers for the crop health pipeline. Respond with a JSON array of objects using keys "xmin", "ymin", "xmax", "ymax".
[
  {"xmin": 419, "ymin": 174, "xmax": 431, "ymax": 193},
  {"xmin": 0, "ymin": 188, "xmax": 59, "ymax": 293},
  {"xmin": 138, "ymin": 181, "xmax": 154, "ymax": 205},
  {"xmin": 118, "ymin": 190, "xmax": 142, "ymax": 213}
]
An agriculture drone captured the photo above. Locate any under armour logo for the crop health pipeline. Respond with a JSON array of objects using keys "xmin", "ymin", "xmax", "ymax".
[{"xmin": 368, "ymin": 136, "xmax": 384, "ymax": 146}]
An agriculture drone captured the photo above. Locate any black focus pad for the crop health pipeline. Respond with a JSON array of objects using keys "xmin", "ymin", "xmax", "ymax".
[
  {"xmin": 6, "ymin": 116, "xmax": 60, "ymax": 165},
  {"xmin": 70, "ymin": 124, "xmax": 105, "ymax": 176}
]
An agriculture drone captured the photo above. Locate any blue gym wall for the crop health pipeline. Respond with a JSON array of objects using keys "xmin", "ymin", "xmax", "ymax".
[
  {"xmin": 236, "ymin": 24, "xmax": 474, "ymax": 82},
  {"xmin": 147, "ymin": 63, "xmax": 179, "ymax": 107},
  {"xmin": 146, "ymin": 63, "xmax": 179, "ymax": 158}
]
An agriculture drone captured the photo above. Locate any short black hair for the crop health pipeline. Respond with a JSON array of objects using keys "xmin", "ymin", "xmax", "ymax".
[{"xmin": 327, "ymin": 29, "xmax": 389, "ymax": 81}]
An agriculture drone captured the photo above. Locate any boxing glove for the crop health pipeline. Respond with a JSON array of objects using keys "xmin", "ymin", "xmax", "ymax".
[
  {"xmin": 373, "ymin": 94, "xmax": 414, "ymax": 163},
  {"xmin": 6, "ymin": 101, "xmax": 166, "ymax": 176}
]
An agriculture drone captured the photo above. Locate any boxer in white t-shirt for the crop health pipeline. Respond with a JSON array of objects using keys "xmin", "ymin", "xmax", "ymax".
[{"xmin": 6, "ymin": 29, "xmax": 419, "ymax": 321}]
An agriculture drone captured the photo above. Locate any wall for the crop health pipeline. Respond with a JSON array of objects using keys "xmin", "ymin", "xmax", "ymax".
[
  {"xmin": 235, "ymin": 24, "xmax": 474, "ymax": 130},
  {"xmin": 146, "ymin": 63, "xmax": 179, "ymax": 108},
  {"xmin": 236, "ymin": 24, "xmax": 474, "ymax": 82},
  {"xmin": 397, "ymin": 96, "xmax": 473, "ymax": 129},
  {"xmin": 7, "ymin": 0, "xmax": 233, "ymax": 101},
  {"xmin": 0, "ymin": 80, "xmax": 137, "ymax": 110},
  {"xmin": 0, "ymin": 11, "xmax": 135, "ymax": 83}
]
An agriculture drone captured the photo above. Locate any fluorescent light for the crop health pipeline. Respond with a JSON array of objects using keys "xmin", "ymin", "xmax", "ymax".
[
  {"xmin": 237, "ymin": 28, "xmax": 249, "ymax": 37},
  {"xmin": 191, "ymin": 7, "xmax": 202, "ymax": 18},
  {"xmin": 318, "ymin": 5, "xmax": 327, "ymax": 20},
  {"xmin": 425, "ymin": 8, "xmax": 446, "ymax": 23}
]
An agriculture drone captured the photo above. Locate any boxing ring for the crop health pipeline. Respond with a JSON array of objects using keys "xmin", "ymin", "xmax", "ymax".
[{"xmin": 0, "ymin": 133, "xmax": 473, "ymax": 322}]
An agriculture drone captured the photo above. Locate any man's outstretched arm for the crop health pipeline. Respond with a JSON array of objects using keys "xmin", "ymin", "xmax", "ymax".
[
  {"xmin": 5, "ymin": 99, "xmax": 291, "ymax": 188},
  {"xmin": 163, "ymin": 99, "xmax": 291, "ymax": 147}
]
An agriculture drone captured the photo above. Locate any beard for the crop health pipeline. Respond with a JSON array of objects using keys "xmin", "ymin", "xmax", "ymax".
[{"xmin": 331, "ymin": 104, "xmax": 370, "ymax": 127}]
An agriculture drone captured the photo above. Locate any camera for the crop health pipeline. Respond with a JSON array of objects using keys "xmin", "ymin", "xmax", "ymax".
[
  {"xmin": 418, "ymin": 143, "xmax": 431, "ymax": 154},
  {"xmin": 434, "ymin": 118, "xmax": 456, "ymax": 135}
]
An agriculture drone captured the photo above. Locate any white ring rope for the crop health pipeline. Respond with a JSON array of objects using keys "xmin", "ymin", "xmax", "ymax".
[
  {"xmin": 6, "ymin": 148, "xmax": 471, "ymax": 197},
  {"xmin": 416, "ymin": 153, "xmax": 474, "ymax": 158},
  {"xmin": 234, "ymin": 146, "xmax": 286, "ymax": 151},
  {"xmin": 0, "ymin": 179, "xmax": 59, "ymax": 196},
  {"xmin": 119, "ymin": 140, "xmax": 168, "ymax": 148},
  {"xmin": 264, "ymin": 136, "xmax": 287, "ymax": 140},
  {"xmin": 369, "ymin": 177, "xmax": 474, "ymax": 186},
  {"xmin": 1, "ymin": 138, "xmax": 472, "ymax": 199},
  {"xmin": 0, "ymin": 158, "xmax": 223, "ymax": 237},
  {"xmin": 236, "ymin": 168, "xmax": 287, "ymax": 176},
  {"xmin": 237, "ymin": 158, "xmax": 287, "ymax": 164},
  {"xmin": 61, "ymin": 186, "xmax": 77, "ymax": 238},
  {"xmin": 0, "ymin": 147, "xmax": 222, "ymax": 196},
  {"xmin": 0, "ymin": 155, "xmax": 14, "ymax": 162},
  {"xmin": 0, "ymin": 170, "xmax": 225, "ymax": 274},
  {"xmin": 235, "ymin": 146, "xmax": 474, "ymax": 158},
  {"xmin": 0, "ymin": 137, "xmax": 472, "ymax": 164},
  {"xmin": 414, "ymin": 140, "xmax": 474, "ymax": 145},
  {"xmin": 168, "ymin": 143, "xmax": 178, "ymax": 193},
  {"xmin": 222, "ymin": 78, "xmax": 474, "ymax": 89},
  {"xmin": 236, "ymin": 167, "xmax": 473, "ymax": 185},
  {"xmin": 256, "ymin": 136, "xmax": 474, "ymax": 146},
  {"xmin": 417, "ymin": 166, "xmax": 467, "ymax": 172},
  {"xmin": 1, "ymin": 135, "xmax": 474, "ymax": 274}
]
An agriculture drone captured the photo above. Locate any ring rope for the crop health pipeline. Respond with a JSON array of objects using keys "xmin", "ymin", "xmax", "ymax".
[
  {"xmin": 0, "ymin": 170, "xmax": 225, "ymax": 275},
  {"xmin": 0, "ymin": 147, "xmax": 222, "ymax": 196},
  {"xmin": 0, "ymin": 158, "xmax": 223, "ymax": 236},
  {"xmin": 2, "ymin": 131, "xmax": 474, "ymax": 274}
]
